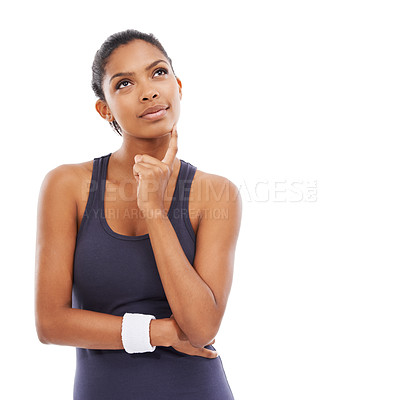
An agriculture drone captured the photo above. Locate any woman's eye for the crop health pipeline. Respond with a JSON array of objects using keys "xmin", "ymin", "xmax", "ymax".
[
  {"xmin": 116, "ymin": 68, "xmax": 168, "ymax": 90},
  {"xmin": 116, "ymin": 80, "xmax": 131, "ymax": 89},
  {"xmin": 154, "ymin": 68, "xmax": 168, "ymax": 76}
]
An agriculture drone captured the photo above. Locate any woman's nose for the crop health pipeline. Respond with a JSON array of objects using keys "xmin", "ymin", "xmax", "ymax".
[{"xmin": 141, "ymin": 91, "xmax": 159, "ymax": 102}]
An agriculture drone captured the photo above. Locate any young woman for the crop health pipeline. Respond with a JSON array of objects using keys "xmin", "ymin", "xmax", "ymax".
[{"xmin": 35, "ymin": 29, "xmax": 242, "ymax": 399}]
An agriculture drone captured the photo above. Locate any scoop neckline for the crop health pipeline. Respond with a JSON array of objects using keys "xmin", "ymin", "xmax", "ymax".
[{"xmin": 100, "ymin": 153, "xmax": 183, "ymax": 241}]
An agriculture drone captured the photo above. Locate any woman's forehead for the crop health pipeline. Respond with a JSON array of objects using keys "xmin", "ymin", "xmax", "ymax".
[{"xmin": 105, "ymin": 40, "xmax": 167, "ymax": 76}]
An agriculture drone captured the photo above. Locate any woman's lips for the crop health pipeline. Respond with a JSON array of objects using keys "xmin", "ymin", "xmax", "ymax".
[{"xmin": 140, "ymin": 108, "xmax": 168, "ymax": 121}]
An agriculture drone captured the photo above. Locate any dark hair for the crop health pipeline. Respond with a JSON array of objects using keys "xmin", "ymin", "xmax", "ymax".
[{"xmin": 91, "ymin": 29, "xmax": 175, "ymax": 136}]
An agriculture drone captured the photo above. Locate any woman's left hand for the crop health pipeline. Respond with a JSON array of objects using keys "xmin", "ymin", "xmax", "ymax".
[{"xmin": 133, "ymin": 124, "xmax": 178, "ymax": 218}]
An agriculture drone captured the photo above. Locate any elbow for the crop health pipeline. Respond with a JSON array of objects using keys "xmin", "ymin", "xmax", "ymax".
[
  {"xmin": 38, "ymin": 333, "xmax": 50, "ymax": 345},
  {"xmin": 35, "ymin": 302, "xmax": 72, "ymax": 345},
  {"xmin": 35, "ymin": 314, "xmax": 57, "ymax": 345},
  {"xmin": 187, "ymin": 312, "xmax": 222, "ymax": 348},
  {"xmin": 189, "ymin": 334, "xmax": 216, "ymax": 349},
  {"xmin": 36, "ymin": 323, "xmax": 51, "ymax": 345},
  {"xmin": 36, "ymin": 314, "xmax": 47, "ymax": 344},
  {"xmin": 188, "ymin": 327, "xmax": 219, "ymax": 348}
]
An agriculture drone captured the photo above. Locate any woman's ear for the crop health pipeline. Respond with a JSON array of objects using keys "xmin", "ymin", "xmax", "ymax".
[
  {"xmin": 175, "ymin": 76, "xmax": 182, "ymax": 99},
  {"xmin": 95, "ymin": 99, "xmax": 114, "ymax": 121}
]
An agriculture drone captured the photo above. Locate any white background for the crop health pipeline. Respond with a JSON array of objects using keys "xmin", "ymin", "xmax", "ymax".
[{"xmin": 1, "ymin": 0, "xmax": 399, "ymax": 399}]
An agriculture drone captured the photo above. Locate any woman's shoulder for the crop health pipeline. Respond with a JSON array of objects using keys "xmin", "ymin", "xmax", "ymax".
[
  {"xmin": 48, "ymin": 158, "xmax": 93, "ymax": 178},
  {"xmin": 191, "ymin": 166, "xmax": 241, "ymax": 209},
  {"xmin": 192, "ymin": 166, "xmax": 238, "ymax": 191},
  {"xmin": 40, "ymin": 158, "xmax": 94, "ymax": 200}
]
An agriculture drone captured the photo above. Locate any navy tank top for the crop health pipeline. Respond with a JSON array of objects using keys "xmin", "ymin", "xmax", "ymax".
[{"xmin": 72, "ymin": 153, "xmax": 234, "ymax": 399}]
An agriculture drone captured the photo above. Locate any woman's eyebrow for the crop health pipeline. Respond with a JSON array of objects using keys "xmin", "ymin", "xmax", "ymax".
[{"xmin": 109, "ymin": 59, "xmax": 168, "ymax": 84}]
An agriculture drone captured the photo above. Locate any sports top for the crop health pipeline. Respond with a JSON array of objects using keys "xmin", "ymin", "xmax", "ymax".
[{"xmin": 72, "ymin": 153, "xmax": 235, "ymax": 399}]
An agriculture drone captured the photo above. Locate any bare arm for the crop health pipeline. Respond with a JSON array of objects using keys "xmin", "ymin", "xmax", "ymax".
[
  {"xmin": 34, "ymin": 164, "xmax": 171, "ymax": 349},
  {"xmin": 145, "ymin": 174, "xmax": 242, "ymax": 348},
  {"xmin": 37, "ymin": 308, "xmax": 171, "ymax": 349}
]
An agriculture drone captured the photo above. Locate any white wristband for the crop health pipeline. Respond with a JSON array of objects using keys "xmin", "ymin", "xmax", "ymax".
[{"xmin": 121, "ymin": 313, "xmax": 156, "ymax": 354}]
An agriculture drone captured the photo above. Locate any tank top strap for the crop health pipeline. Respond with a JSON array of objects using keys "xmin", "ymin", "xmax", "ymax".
[
  {"xmin": 90, "ymin": 153, "xmax": 111, "ymax": 213},
  {"xmin": 173, "ymin": 159, "xmax": 197, "ymax": 215}
]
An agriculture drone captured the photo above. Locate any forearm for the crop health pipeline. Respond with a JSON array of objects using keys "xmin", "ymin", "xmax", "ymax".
[
  {"xmin": 37, "ymin": 308, "xmax": 171, "ymax": 349},
  {"xmin": 145, "ymin": 211, "xmax": 218, "ymax": 345}
]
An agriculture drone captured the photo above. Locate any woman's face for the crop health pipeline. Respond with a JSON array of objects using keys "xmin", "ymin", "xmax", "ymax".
[{"xmin": 99, "ymin": 39, "xmax": 182, "ymax": 137}]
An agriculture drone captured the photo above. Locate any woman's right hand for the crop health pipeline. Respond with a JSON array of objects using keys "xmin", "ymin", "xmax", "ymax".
[{"xmin": 168, "ymin": 315, "xmax": 218, "ymax": 359}]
